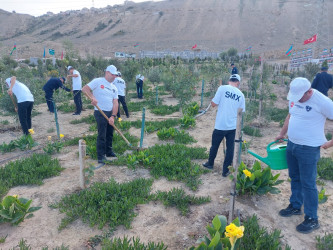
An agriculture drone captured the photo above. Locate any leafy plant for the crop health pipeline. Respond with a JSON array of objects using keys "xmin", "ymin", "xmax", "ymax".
[
  {"xmin": 235, "ymin": 161, "xmax": 283, "ymax": 195},
  {"xmin": 151, "ymin": 104, "xmax": 180, "ymax": 115},
  {"xmin": 0, "ymin": 195, "xmax": 41, "ymax": 225},
  {"xmin": 0, "ymin": 154, "xmax": 63, "ymax": 198},
  {"xmin": 0, "ymin": 135, "xmax": 37, "ymax": 153},
  {"xmin": 70, "ymin": 114, "xmax": 95, "ymax": 124},
  {"xmin": 184, "ymin": 101, "xmax": 200, "ymax": 117},
  {"xmin": 318, "ymin": 187, "xmax": 329, "ymax": 204},
  {"xmin": 316, "ymin": 233, "xmax": 333, "ymax": 250},
  {"xmin": 57, "ymin": 102, "xmax": 75, "ymax": 113},
  {"xmin": 180, "ymin": 114, "xmax": 196, "ymax": 129},
  {"xmin": 157, "ymin": 127, "xmax": 196, "ymax": 144},
  {"xmin": 326, "ymin": 132, "xmax": 332, "ymax": 141},
  {"xmin": 101, "ymin": 236, "xmax": 167, "ymax": 250},
  {"xmin": 190, "ymin": 215, "xmax": 243, "ymax": 250},
  {"xmin": 243, "ymin": 125, "xmax": 262, "ymax": 137},
  {"xmin": 54, "ymin": 178, "xmax": 154, "ymax": 230},
  {"xmin": 43, "ymin": 140, "xmax": 63, "ymax": 155},
  {"xmin": 153, "ymin": 188, "xmax": 210, "ymax": 215},
  {"xmin": 0, "ymin": 235, "xmax": 7, "ymax": 243},
  {"xmin": 317, "ymin": 157, "xmax": 333, "ymax": 181}
]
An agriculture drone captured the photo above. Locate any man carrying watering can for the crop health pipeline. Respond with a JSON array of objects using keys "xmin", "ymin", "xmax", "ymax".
[
  {"xmin": 275, "ymin": 77, "xmax": 333, "ymax": 234},
  {"xmin": 202, "ymin": 74, "xmax": 245, "ymax": 177}
]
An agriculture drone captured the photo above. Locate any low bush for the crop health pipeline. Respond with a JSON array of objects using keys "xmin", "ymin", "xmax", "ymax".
[
  {"xmin": 243, "ymin": 125, "xmax": 262, "ymax": 137},
  {"xmin": 153, "ymin": 188, "xmax": 210, "ymax": 216},
  {"xmin": 317, "ymin": 157, "xmax": 333, "ymax": 181},
  {"xmin": 0, "ymin": 154, "xmax": 63, "ymax": 198},
  {"xmin": 0, "ymin": 135, "xmax": 37, "ymax": 153},
  {"xmin": 316, "ymin": 233, "xmax": 333, "ymax": 250},
  {"xmin": 57, "ymin": 102, "xmax": 75, "ymax": 113},
  {"xmin": 157, "ymin": 127, "xmax": 196, "ymax": 144},
  {"xmin": 70, "ymin": 114, "xmax": 95, "ymax": 124},
  {"xmin": 101, "ymin": 237, "xmax": 167, "ymax": 250},
  {"xmin": 151, "ymin": 104, "xmax": 180, "ymax": 115}
]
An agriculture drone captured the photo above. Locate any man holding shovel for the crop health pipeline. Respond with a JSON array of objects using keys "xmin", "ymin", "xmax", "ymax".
[
  {"xmin": 82, "ymin": 65, "xmax": 119, "ymax": 164},
  {"xmin": 5, "ymin": 76, "xmax": 34, "ymax": 135}
]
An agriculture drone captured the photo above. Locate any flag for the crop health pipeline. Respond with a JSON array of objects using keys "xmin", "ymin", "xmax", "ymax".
[
  {"xmin": 134, "ymin": 43, "xmax": 139, "ymax": 47},
  {"xmin": 192, "ymin": 44, "xmax": 197, "ymax": 49},
  {"xmin": 61, "ymin": 51, "xmax": 63, "ymax": 60},
  {"xmin": 246, "ymin": 46, "xmax": 252, "ymax": 51},
  {"xmin": 49, "ymin": 49, "xmax": 55, "ymax": 55},
  {"xmin": 9, "ymin": 43, "xmax": 16, "ymax": 55},
  {"xmin": 286, "ymin": 45, "xmax": 293, "ymax": 56},
  {"xmin": 43, "ymin": 47, "xmax": 45, "ymax": 58},
  {"xmin": 303, "ymin": 34, "xmax": 317, "ymax": 45}
]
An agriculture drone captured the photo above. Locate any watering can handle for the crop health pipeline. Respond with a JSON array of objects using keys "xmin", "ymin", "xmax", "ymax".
[{"xmin": 266, "ymin": 139, "xmax": 288, "ymax": 151}]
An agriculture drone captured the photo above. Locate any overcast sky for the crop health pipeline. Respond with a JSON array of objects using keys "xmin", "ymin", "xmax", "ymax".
[{"xmin": 0, "ymin": 0, "xmax": 160, "ymax": 17}]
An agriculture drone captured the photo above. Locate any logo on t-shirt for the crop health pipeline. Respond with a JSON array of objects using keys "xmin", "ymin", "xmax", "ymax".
[
  {"xmin": 306, "ymin": 106, "xmax": 312, "ymax": 112},
  {"xmin": 290, "ymin": 102, "xmax": 294, "ymax": 108},
  {"xmin": 101, "ymin": 85, "xmax": 104, "ymax": 89},
  {"xmin": 225, "ymin": 91, "xmax": 241, "ymax": 101}
]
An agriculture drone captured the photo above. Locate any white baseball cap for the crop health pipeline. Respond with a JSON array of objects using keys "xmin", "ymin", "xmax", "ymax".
[
  {"xmin": 105, "ymin": 65, "xmax": 118, "ymax": 75},
  {"xmin": 230, "ymin": 74, "xmax": 241, "ymax": 82},
  {"xmin": 287, "ymin": 77, "xmax": 311, "ymax": 102},
  {"xmin": 67, "ymin": 66, "xmax": 73, "ymax": 71},
  {"xmin": 5, "ymin": 78, "xmax": 11, "ymax": 88}
]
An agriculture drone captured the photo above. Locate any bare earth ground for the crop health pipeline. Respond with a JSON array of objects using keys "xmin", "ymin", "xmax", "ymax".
[{"xmin": 0, "ymin": 84, "xmax": 333, "ymax": 250}]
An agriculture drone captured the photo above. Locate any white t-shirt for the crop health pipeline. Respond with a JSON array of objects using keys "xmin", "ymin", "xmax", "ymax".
[
  {"xmin": 212, "ymin": 85, "xmax": 245, "ymax": 130},
  {"xmin": 12, "ymin": 80, "xmax": 34, "ymax": 103},
  {"xmin": 72, "ymin": 70, "xmax": 82, "ymax": 90},
  {"xmin": 113, "ymin": 77, "xmax": 126, "ymax": 96},
  {"xmin": 288, "ymin": 89, "xmax": 333, "ymax": 147},
  {"xmin": 87, "ymin": 77, "xmax": 118, "ymax": 111}
]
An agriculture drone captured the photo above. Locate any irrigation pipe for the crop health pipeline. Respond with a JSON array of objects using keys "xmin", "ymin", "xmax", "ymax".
[{"xmin": 194, "ymin": 103, "xmax": 212, "ymax": 119}]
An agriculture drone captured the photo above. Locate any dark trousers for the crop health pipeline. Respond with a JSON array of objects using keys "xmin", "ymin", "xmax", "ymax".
[
  {"xmin": 73, "ymin": 90, "xmax": 82, "ymax": 114},
  {"xmin": 208, "ymin": 129, "xmax": 236, "ymax": 174},
  {"xmin": 17, "ymin": 101, "xmax": 34, "ymax": 135},
  {"xmin": 94, "ymin": 110, "xmax": 114, "ymax": 161},
  {"xmin": 117, "ymin": 95, "xmax": 129, "ymax": 118},
  {"xmin": 45, "ymin": 91, "xmax": 54, "ymax": 112},
  {"xmin": 136, "ymin": 82, "xmax": 143, "ymax": 98}
]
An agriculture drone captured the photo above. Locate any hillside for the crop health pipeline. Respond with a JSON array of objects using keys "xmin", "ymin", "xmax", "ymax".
[{"xmin": 0, "ymin": 0, "xmax": 332, "ymax": 58}]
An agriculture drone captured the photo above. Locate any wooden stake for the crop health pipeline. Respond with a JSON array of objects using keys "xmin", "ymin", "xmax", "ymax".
[
  {"xmin": 79, "ymin": 139, "xmax": 87, "ymax": 189},
  {"xmin": 228, "ymin": 108, "xmax": 243, "ymax": 223}
]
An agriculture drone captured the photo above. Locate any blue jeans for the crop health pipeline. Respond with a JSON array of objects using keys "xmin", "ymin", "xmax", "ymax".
[{"xmin": 286, "ymin": 140, "xmax": 320, "ymax": 219}]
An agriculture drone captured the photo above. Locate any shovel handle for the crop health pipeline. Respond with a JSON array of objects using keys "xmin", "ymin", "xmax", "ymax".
[{"xmin": 10, "ymin": 95, "xmax": 17, "ymax": 110}]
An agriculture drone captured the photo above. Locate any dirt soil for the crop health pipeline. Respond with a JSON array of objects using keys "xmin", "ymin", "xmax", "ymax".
[{"xmin": 0, "ymin": 83, "xmax": 333, "ymax": 250}]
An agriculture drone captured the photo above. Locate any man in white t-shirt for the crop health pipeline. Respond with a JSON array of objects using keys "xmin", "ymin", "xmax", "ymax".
[
  {"xmin": 203, "ymin": 74, "xmax": 245, "ymax": 177},
  {"xmin": 275, "ymin": 77, "xmax": 333, "ymax": 234},
  {"xmin": 67, "ymin": 66, "xmax": 82, "ymax": 115},
  {"xmin": 82, "ymin": 65, "xmax": 119, "ymax": 164},
  {"xmin": 113, "ymin": 71, "xmax": 129, "ymax": 118},
  {"xmin": 5, "ymin": 76, "xmax": 34, "ymax": 135}
]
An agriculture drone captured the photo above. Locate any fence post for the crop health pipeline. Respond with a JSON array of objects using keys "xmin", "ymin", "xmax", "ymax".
[
  {"xmin": 53, "ymin": 101, "xmax": 60, "ymax": 139},
  {"xmin": 79, "ymin": 139, "xmax": 86, "ymax": 189},
  {"xmin": 200, "ymin": 79, "xmax": 205, "ymax": 108},
  {"xmin": 156, "ymin": 86, "xmax": 158, "ymax": 105},
  {"xmin": 140, "ymin": 107, "xmax": 146, "ymax": 148},
  {"xmin": 228, "ymin": 108, "xmax": 243, "ymax": 223}
]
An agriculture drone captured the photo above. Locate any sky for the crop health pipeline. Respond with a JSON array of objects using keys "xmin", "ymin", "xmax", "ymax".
[{"xmin": 0, "ymin": 0, "xmax": 160, "ymax": 17}]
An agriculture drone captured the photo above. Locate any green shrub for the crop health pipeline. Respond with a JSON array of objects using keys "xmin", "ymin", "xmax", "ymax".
[
  {"xmin": 70, "ymin": 114, "xmax": 95, "ymax": 124},
  {"xmin": 57, "ymin": 102, "xmax": 75, "ymax": 113},
  {"xmin": 265, "ymin": 107, "xmax": 288, "ymax": 122},
  {"xmin": 151, "ymin": 104, "xmax": 180, "ymax": 115},
  {"xmin": 180, "ymin": 114, "xmax": 196, "ymax": 129},
  {"xmin": 235, "ymin": 161, "xmax": 283, "ymax": 195},
  {"xmin": 153, "ymin": 188, "xmax": 210, "ymax": 215},
  {"xmin": 101, "ymin": 237, "xmax": 167, "ymax": 250},
  {"xmin": 0, "ymin": 134, "xmax": 37, "ymax": 153},
  {"xmin": 55, "ymin": 178, "xmax": 154, "ymax": 230},
  {"xmin": 0, "ymin": 154, "xmax": 63, "ymax": 198},
  {"xmin": 243, "ymin": 126, "xmax": 262, "ymax": 137},
  {"xmin": 317, "ymin": 157, "xmax": 333, "ymax": 181},
  {"xmin": 316, "ymin": 233, "xmax": 333, "ymax": 250},
  {"xmin": 157, "ymin": 127, "xmax": 196, "ymax": 144}
]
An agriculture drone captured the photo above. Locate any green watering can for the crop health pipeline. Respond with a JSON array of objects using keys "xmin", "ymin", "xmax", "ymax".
[{"xmin": 247, "ymin": 140, "xmax": 288, "ymax": 170}]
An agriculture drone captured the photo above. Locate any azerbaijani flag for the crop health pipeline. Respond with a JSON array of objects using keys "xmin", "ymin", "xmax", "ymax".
[
  {"xmin": 246, "ymin": 46, "xmax": 252, "ymax": 51},
  {"xmin": 10, "ymin": 43, "xmax": 16, "ymax": 55},
  {"xmin": 134, "ymin": 43, "xmax": 139, "ymax": 47},
  {"xmin": 286, "ymin": 45, "xmax": 293, "ymax": 56}
]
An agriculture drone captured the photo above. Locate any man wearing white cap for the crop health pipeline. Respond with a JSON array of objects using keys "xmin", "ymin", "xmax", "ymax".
[
  {"xmin": 135, "ymin": 74, "xmax": 144, "ymax": 99},
  {"xmin": 114, "ymin": 71, "xmax": 129, "ymax": 118},
  {"xmin": 275, "ymin": 77, "xmax": 333, "ymax": 234},
  {"xmin": 82, "ymin": 65, "xmax": 119, "ymax": 164},
  {"xmin": 5, "ymin": 76, "xmax": 34, "ymax": 135},
  {"xmin": 67, "ymin": 66, "xmax": 82, "ymax": 115},
  {"xmin": 202, "ymin": 74, "xmax": 245, "ymax": 177}
]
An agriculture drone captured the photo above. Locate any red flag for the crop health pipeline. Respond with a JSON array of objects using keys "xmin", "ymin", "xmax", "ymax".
[
  {"xmin": 61, "ymin": 51, "xmax": 63, "ymax": 60},
  {"xmin": 192, "ymin": 44, "xmax": 197, "ymax": 49},
  {"xmin": 303, "ymin": 34, "xmax": 317, "ymax": 45}
]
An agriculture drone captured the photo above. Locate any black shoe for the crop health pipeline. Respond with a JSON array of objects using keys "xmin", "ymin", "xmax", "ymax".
[
  {"xmin": 72, "ymin": 113, "xmax": 80, "ymax": 115},
  {"xmin": 222, "ymin": 171, "xmax": 230, "ymax": 177},
  {"xmin": 98, "ymin": 157, "xmax": 111, "ymax": 164},
  {"xmin": 296, "ymin": 217, "xmax": 320, "ymax": 234},
  {"xmin": 279, "ymin": 204, "xmax": 302, "ymax": 217},
  {"xmin": 202, "ymin": 162, "xmax": 213, "ymax": 169},
  {"xmin": 126, "ymin": 115, "xmax": 130, "ymax": 118},
  {"xmin": 106, "ymin": 152, "xmax": 117, "ymax": 157}
]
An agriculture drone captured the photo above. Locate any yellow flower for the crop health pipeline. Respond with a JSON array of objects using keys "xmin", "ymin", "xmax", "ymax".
[
  {"xmin": 243, "ymin": 169, "xmax": 252, "ymax": 178},
  {"xmin": 244, "ymin": 140, "xmax": 247, "ymax": 144},
  {"xmin": 225, "ymin": 223, "xmax": 245, "ymax": 247},
  {"xmin": 118, "ymin": 117, "xmax": 122, "ymax": 122},
  {"xmin": 48, "ymin": 136, "xmax": 52, "ymax": 141},
  {"xmin": 28, "ymin": 128, "xmax": 35, "ymax": 134},
  {"xmin": 60, "ymin": 134, "xmax": 64, "ymax": 138},
  {"xmin": 12, "ymin": 195, "xmax": 18, "ymax": 198}
]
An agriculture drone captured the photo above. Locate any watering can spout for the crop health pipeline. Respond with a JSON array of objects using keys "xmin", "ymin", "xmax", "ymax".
[{"xmin": 247, "ymin": 150, "xmax": 270, "ymax": 166}]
